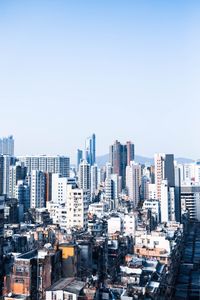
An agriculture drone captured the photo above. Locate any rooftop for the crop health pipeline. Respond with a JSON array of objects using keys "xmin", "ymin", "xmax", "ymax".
[{"xmin": 46, "ymin": 278, "xmax": 86, "ymax": 294}]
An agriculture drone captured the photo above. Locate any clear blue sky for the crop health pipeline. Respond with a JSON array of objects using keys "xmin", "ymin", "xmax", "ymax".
[{"xmin": 0, "ymin": 0, "xmax": 200, "ymax": 161}]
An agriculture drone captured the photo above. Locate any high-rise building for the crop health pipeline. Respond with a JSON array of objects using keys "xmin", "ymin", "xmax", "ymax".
[
  {"xmin": 110, "ymin": 174, "xmax": 119, "ymax": 208},
  {"xmin": 109, "ymin": 140, "xmax": 128, "ymax": 189},
  {"xmin": 177, "ymin": 161, "xmax": 200, "ymax": 184},
  {"xmin": 154, "ymin": 153, "xmax": 175, "ymax": 200},
  {"xmin": 154, "ymin": 153, "xmax": 180, "ymax": 222},
  {"xmin": 51, "ymin": 173, "xmax": 69, "ymax": 204},
  {"xmin": 48, "ymin": 183, "xmax": 88, "ymax": 230},
  {"xmin": 105, "ymin": 162, "xmax": 113, "ymax": 179},
  {"xmin": 126, "ymin": 161, "xmax": 141, "ymax": 207},
  {"xmin": 174, "ymin": 165, "xmax": 181, "ymax": 222},
  {"xmin": 181, "ymin": 184, "xmax": 200, "ymax": 221},
  {"xmin": 91, "ymin": 164, "xmax": 98, "ymax": 199},
  {"xmin": 154, "ymin": 153, "xmax": 165, "ymax": 200},
  {"xmin": 76, "ymin": 149, "xmax": 83, "ymax": 171},
  {"xmin": 105, "ymin": 174, "xmax": 119, "ymax": 209},
  {"xmin": 9, "ymin": 162, "xmax": 27, "ymax": 198},
  {"xmin": 78, "ymin": 160, "xmax": 91, "ymax": 191},
  {"xmin": 98, "ymin": 167, "xmax": 106, "ymax": 185},
  {"xmin": 0, "ymin": 135, "xmax": 14, "ymax": 156},
  {"xmin": 17, "ymin": 155, "xmax": 70, "ymax": 177},
  {"xmin": 66, "ymin": 185, "xmax": 88, "ymax": 229},
  {"xmin": 126, "ymin": 141, "xmax": 135, "ymax": 166},
  {"xmin": 0, "ymin": 156, "xmax": 3, "ymax": 195},
  {"xmin": 148, "ymin": 183, "xmax": 157, "ymax": 200},
  {"xmin": 160, "ymin": 180, "xmax": 176, "ymax": 223},
  {"xmin": 15, "ymin": 180, "xmax": 30, "ymax": 211},
  {"xmin": 45, "ymin": 172, "xmax": 52, "ymax": 203},
  {"xmin": 141, "ymin": 175, "xmax": 151, "ymax": 201},
  {"xmin": 30, "ymin": 170, "xmax": 46, "ymax": 208},
  {"xmin": 85, "ymin": 133, "xmax": 96, "ymax": 166},
  {"xmin": 1, "ymin": 155, "xmax": 16, "ymax": 196}
]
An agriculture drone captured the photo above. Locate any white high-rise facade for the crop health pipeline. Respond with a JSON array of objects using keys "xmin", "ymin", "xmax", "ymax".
[
  {"xmin": 91, "ymin": 164, "xmax": 98, "ymax": 199},
  {"xmin": 126, "ymin": 161, "xmax": 141, "ymax": 207},
  {"xmin": 51, "ymin": 173, "xmax": 68, "ymax": 205},
  {"xmin": 8, "ymin": 162, "xmax": 26, "ymax": 198},
  {"xmin": 160, "ymin": 180, "xmax": 175, "ymax": 223},
  {"xmin": 78, "ymin": 160, "xmax": 90, "ymax": 190},
  {"xmin": 160, "ymin": 180, "xmax": 169, "ymax": 223},
  {"xmin": 178, "ymin": 162, "xmax": 200, "ymax": 184},
  {"xmin": 154, "ymin": 153, "xmax": 175, "ymax": 200},
  {"xmin": 30, "ymin": 170, "xmax": 46, "ymax": 208},
  {"xmin": 181, "ymin": 184, "xmax": 200, "ymax": 221},
  {"xmin": 154, "ymin": 153, "xmax": 179, "ymax": 223},
  {"xmin": 51, "ymin": 173, "xmax": 76, "ymax": 204},
  {"xmin": 148, "ymin": 183, "xmax": 157, "ymax": 200},
  {"xmin": 154, "ymin": 154, "xmax": 165, "ymax": 200},
  {"xmin": 106, "ymin": 162, "xmax": 113, "ymax": 179},
  {"xmin": 66, "ymin": 185, "xmax": 88, "ymax": 230},
  {"xmin": 17, "ymin": 155, "xmax": 70, "ymax": 177},
  {"xmin": 47, "ymin": 184, "xmax": 88, "ymax": 230}
]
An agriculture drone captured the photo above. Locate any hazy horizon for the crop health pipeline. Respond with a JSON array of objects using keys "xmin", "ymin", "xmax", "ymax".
[{"xmin": 0, "ymin": 1, "xmax": 200, "ymax": 161}]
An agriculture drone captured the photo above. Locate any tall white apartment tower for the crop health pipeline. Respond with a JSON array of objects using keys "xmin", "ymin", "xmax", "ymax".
[
  {"xmin": 79, "ymin": 160, "xmax": 91, "ymax": 190},
  {"xmin": 154, "ymin": 154, "xmax": 165, "ymax": 200},
  {"xmin": 66, "ymin": 185, "xmax": 88, "ymax": 230},
  {"xmin": 106, "ymin": 162, "xmax": 113, "ymax": 179},
  {"xmin": 126, "ymin": 161, "xmax": 141, "ymax": 208},
  {"xmin": 160, "ymin": 180, "xmax": 176, "ymax": 223},
  {"xmin": 154, "ymin": 153, "xmax": 175, "ymax": 200},
  {"xmin": 51, "ymin": 173, "xmax": 68, "ymax": 204},
  {"xmin": 91, "ymin": 164, "xmax": 98, "ymax": 199},
  {"xmin": 30, "ymin": 170, "xmax": 46, "ymax": 208}
]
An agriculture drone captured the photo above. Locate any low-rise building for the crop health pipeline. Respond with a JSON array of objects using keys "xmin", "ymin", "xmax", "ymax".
[{"xmin": 46, "ymin": 278, "xmax": 86, "ymax": 300}]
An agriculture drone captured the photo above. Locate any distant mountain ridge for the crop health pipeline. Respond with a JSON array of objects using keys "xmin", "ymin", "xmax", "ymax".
[{"xmin": 96, "ymin": 154, "xmax": 193, "ymax": 167}]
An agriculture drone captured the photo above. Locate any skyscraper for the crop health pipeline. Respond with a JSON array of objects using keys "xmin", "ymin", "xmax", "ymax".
[
  {"xmin": 109, "ymin": 140, "xmax": 128, "ymax": 189},
  {"xmin": 160, "ymin": 180, "xmax": 176, "ymax": 223},
  {"xmin": 66, "ymin": 185, "xmax": 88, "ymax": 229},
  {"xmin": 51, "ymin": 173, "xmax": 68, "ymax": 205},
  {"xmin": 85, "ymin": 133, "xmax": 96, "ymax": 166},
  {"xmin": 2, "ymin": 155, "xmax": 16, "ymax": 196},
  {"xmin": 9, "ymin": 162, "xmax": 27, "ymax": 198},
  {"xmin": 15, "ymin": 180, "xmax": 30, "ymax": 211},
  {"xmin": 30, "ymin": 170, "xmax": 46, "ymax": 208},
  {"xmin": 106, "ymin": 162, "xmax": 113, "ymax": 179},
  {"xmin": 91, "ymin": 164, "xmax": 98, "ymax": 199},
  {"xmin": 76, "ymin": 149, "xmax": 83, "ymax": 171},
  {"xmin": 126, "ymin": 161, "xmax": 141, "ymax": 207},
  {"xmin": 126, "ymin": 141, "xmax": 135, "ymax": 166},
  {"xmin": 154, "ymin": 153, "xmax": 175, "ymax": 200},
  {"xmin": 17, "ymin": 155, "xmax": 70, "ymax": 177},
  {"xmin": 78, "ymin": 160, "xmax": 91, "ymax": 191},
  {"xmin": 154, "ymin": 153, "xmax": 180, "ymax": 222},
  {"xmin": 0, "ymin": 135, "xmax": 14, "ymax": 156}
]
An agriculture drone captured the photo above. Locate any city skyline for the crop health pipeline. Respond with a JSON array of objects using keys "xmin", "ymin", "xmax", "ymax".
[
  {"xmin": 1, "ymin": 2, "xmax": 200, "ymax": 298},
  {"xmin": 1, "ymin": 1, "xmax": 200, "ymax": 160},
  {"xmin": 0, "ymin": 133, "xmax": 199, "ymax": 167}
]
